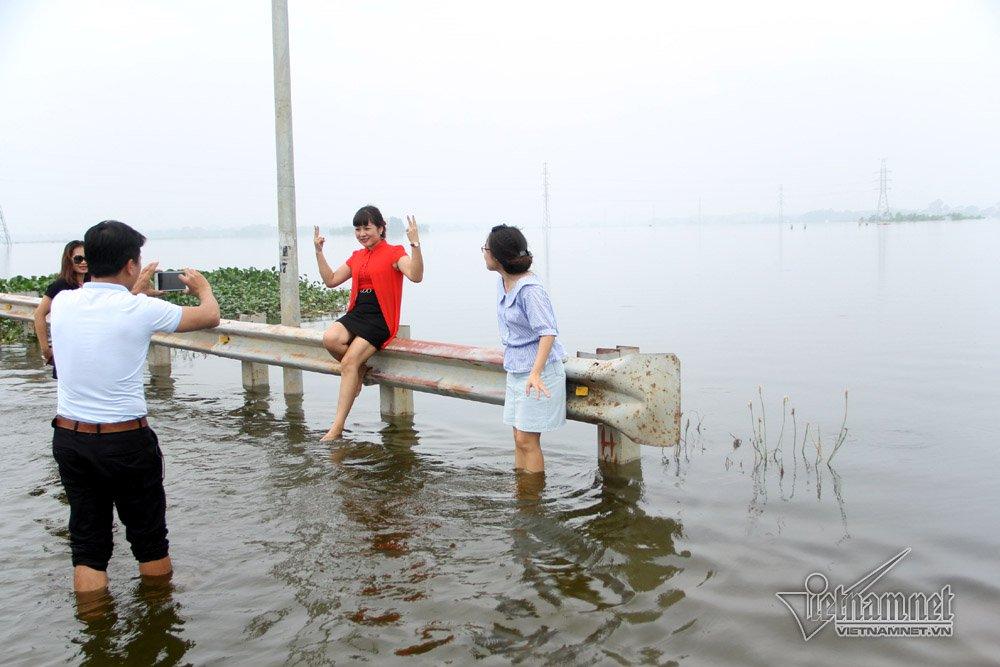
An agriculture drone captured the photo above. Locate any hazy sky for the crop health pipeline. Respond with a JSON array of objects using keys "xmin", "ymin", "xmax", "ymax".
[{"xmin": 1, "ymin": 0, "xmax": 998, "ymax": 237}]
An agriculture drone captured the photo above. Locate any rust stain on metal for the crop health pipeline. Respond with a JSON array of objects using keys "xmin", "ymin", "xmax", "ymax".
[{"xmin": 2, "ymin": 292, "xmax": 681, "ymax": 447}]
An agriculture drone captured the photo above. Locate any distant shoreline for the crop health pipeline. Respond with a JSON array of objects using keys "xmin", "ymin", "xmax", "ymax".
[
  {"xmin": 5, "ymin": 216, "xmax": 997, "ymax": 244},
  {"xmin": 859, "ymin": 212, "xmax": 985, "ymax": 223}
]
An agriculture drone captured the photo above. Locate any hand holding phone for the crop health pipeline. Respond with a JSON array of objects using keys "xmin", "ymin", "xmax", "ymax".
[
  {"xmin": 132, "ymin": 261, "xmax": 162, "ymax": 296},
  {"xmin": 154, "ymin": 270, "xmax": 187, "ymax": 292},
  {"xmin": 177, "ymin": 268, "xmax": 212, "ymax": 299}
]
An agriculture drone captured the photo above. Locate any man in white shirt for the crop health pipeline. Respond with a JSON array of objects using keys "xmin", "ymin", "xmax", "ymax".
[{"xmin": 50, "ymin": 220, "xmax": 220, "ymax": 594}]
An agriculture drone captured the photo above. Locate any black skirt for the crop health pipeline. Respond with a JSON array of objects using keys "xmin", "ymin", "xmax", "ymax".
[{"xmin": 337, "ymin": 290, "xmax": 390, "ymax": 349}]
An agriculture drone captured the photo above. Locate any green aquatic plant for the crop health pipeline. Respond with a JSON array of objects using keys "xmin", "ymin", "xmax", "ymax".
[
  {"xmin": 0, "ymin": 267, "xmax": 349, "ymax": 344},
  {"xmin": 0, "ymin": 319, "xmax": 21, "ymax": 344},
  {"xmin": 0, "ymin": 275, "xmax": 57, "ymax": 344},
  {"xmin": 156, "ymin": 267, "xmax": 349, "ymax": 323}
]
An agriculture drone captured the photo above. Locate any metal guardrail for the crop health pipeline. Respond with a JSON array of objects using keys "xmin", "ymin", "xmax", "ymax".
[{"xmin": 2, "ymin": 292, "xmax": 680, "ymax": 447}]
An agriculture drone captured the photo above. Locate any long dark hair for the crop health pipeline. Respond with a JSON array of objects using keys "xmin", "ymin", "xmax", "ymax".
[
  {"xmin": 58, "ymin": 240, "xmax": 85, "ymax": 286},
  {"xmin": 353, "ymin": 205, "xmax": 387, "ymax": 239},
  {"xmin": 487, "ymin": 224, "xmax": 533, "ymax": 274}
]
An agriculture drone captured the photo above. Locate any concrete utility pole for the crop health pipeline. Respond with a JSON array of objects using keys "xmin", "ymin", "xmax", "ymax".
[{"xmin": 271, "ymin": 0, "xmax": 303, "ymax": 395}]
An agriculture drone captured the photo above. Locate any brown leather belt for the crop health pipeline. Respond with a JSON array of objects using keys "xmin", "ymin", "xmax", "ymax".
[{"xmin": 53, "ymin": 416, "xmax": 149, "ymax": 434}]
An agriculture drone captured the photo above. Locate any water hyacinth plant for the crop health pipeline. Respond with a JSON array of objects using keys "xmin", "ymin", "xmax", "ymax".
[
  {"xmin": 155, "ymin": 267, "xmax": 349, "ymax": 323},
  {"xmin": 0, "ymin": 267, "xmax": 350, "ymax": 344}
]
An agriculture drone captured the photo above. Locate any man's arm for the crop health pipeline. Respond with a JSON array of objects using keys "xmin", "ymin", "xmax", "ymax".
[{"xmin": 175, "ymin": 268, "xmax": 221, "ymax": 332}]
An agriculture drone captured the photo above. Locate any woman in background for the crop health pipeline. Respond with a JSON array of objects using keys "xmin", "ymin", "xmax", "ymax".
[
  {"xmin": 314, "ymin": 205, "xmax": 423, "ymax": 441},
  {"xmin": 33, "ymin": 240, "xmax": 89, "ymax": 375},
  {"xmin": 482, "ymin": 224, "xmax": 566, "ymax": 474}
]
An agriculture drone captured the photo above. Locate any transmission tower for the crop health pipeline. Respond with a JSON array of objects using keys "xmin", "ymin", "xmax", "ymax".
[
  {"xmin": 541, "ymin": 163, "xmax": 551, "ymax": 282},
  {"xmin": 875, "ymin": 158, "xmax": 891, "ymax": 221},
  {"xmin": 778, "ymin": 185, "xmax": 784, "ymax": 225},
  {"xmin": 0, "ymin": 205, "xmax": 11, "ymax": 246},
  {"xmin": 542, "ymin": 163, "xmax": 550, "ymax": 232}
]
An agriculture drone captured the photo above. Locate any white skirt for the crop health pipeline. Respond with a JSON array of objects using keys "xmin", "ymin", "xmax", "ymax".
[{"xmin": 502, "ymin": 360, "xmax": 567, "ymax": 433}]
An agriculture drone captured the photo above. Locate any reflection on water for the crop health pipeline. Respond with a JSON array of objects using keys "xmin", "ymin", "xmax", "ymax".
[
  {"xmin": 4, "ymin": 221, "xmax": 999, "ymax": 664},
  {"xmin": 145, "ymin": 375, "xmax": 176, "ymax": 402},
  {"xmin": 75, "ymin": 578, "xmax": 191, "ymax": 666},
  {"xmin": 224, "ymin": 398, "xmax": 696, "ymax": 662},
  {"xmin": 475, "ymin": 460, "xmax": 688, "ymax": 662}
]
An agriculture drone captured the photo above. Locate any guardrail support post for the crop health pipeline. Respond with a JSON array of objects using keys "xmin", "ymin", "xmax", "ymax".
[
  {"xmin": 147, "ymin": 344, "xmax": 171, "ymax": 379},
  {"xmin": 580, "ymin": 346, "xmax": 643, "ymax": 464},
  {"xmin": 239, "ymin": 313, "xmax": 270, "ymax": 391},
  {"xmin": 380, "ymin": 324, "xmax": 414, "ymax": 419},
  {"xmin": 14, "ymin": 292, "xmax": 35, "ymax": 339},
  {"xmin": 3, "ymin": 294, "xmax": 680, "ymax": 446}
]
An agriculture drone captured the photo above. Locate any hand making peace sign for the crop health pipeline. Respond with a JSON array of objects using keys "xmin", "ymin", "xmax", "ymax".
[
  {"xmin": 313, "ymin": 225, "xmax": 325, "ymax": 252},
  {"xmin": 405, "ymin": 215, "xmax": 420, "ymax": 246}
]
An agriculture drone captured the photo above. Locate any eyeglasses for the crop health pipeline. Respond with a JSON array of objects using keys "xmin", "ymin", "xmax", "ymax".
[
  {"xmin": 72, "ymin": 255, "xmax": 87, "ymax": 264},
  {"xmin": 481, "ymin": 246, "xmax": 490, "ymax": 253}
]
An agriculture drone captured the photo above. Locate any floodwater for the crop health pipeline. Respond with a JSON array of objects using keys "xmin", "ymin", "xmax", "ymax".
[{"xmin": 1, "ymin": 220, "xmax": 998, "ymax": 665}]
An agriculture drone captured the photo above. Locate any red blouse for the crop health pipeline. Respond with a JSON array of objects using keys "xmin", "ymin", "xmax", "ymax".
[
  {"xmin": 357, "ymin": 263, "xmax": 374, "ymax": 291},
  {"xmin": 345, "ymin": 241, "xmax": 407, "ymax": 348}
]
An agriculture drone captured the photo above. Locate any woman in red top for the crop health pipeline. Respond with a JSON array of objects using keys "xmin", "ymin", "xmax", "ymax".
[{"xmin": 314, "ymin": 205, "xmax": 424, "ymax": 441}]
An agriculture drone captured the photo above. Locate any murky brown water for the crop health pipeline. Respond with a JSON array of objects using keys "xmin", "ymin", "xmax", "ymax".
[{"xmin": 2, "ymin": 221, "xmax": 998, "ymax": 664}]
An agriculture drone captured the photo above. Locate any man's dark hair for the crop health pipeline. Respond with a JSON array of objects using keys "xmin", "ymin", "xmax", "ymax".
[
  {"xmin": 487, "ymin": 224, "xmax": 533, "ymax": 274},
  {"xmin": 84, "ymin": 220, "xmax": 146, "ymax": 278}
]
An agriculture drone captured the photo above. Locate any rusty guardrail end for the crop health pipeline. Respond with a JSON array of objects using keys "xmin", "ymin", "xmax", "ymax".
[{"xmin": 568, "ymin": 348, "xmax": 681, "ymax": 448}]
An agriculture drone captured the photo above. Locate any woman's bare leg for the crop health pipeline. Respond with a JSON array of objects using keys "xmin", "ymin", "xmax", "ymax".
[
  {"xmin": 322, "ymin": 322, "xmax": 353, "ymax": 360},
  {"xmin": 512, "ymin": 427, "xmax": 524, "ymax": 470},
  {"xmin": 513, "ymin": 428, "xmax": 545, "ymax": 473},
  {"xmin": 321, "ymin": 336, "xmax": 379, "ymax": 441},
  {"xmin": 322, "ymin": 323, "xmax": 368, "ymax": 396}
]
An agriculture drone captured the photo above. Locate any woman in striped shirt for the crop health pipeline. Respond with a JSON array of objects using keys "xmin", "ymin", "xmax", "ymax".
[{"xmin": 483, "ymin": 224, "xmax": 566, "ymax": 474}]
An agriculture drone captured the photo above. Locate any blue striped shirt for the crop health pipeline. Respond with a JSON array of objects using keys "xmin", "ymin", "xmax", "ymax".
[{"xmin": 496, "ymin": 274, "xmax": 567, "ymax": 373}]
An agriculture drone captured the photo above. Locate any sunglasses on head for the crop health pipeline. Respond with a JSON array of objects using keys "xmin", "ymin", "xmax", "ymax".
[{"xmin": 72, "ymin": 255, "xmax": 87, "ymax": 264}]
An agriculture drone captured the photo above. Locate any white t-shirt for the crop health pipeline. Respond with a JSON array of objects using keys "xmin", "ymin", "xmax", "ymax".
[{"xmin": 50, "ymin": 282, "xmax": 183, "ymax": 423}]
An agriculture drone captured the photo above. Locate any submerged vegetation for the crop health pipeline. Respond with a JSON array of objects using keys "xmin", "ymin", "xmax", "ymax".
[
  {"xmin": 0, "ymin": 267, "xmax": 349, "ymax": 344},
  {"xmin": 664, "ymin": 387, "xmax": 853, "ymax": 540}
]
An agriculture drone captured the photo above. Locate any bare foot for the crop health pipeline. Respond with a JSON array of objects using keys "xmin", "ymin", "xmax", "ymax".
[{"xmin": 320, "ymin": 427, "xmax": 343, "ymax": 442}]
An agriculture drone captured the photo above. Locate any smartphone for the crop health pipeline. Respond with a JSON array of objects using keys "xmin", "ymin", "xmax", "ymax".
[{"xmin": 154, "ymin": 270, "xmax": 186, "ymax": 292}]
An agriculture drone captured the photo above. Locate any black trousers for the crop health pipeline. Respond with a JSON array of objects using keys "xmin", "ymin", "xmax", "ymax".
[{"xmin": 52, "ymin": 425, "xmax": 168, "ymax": 571}]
